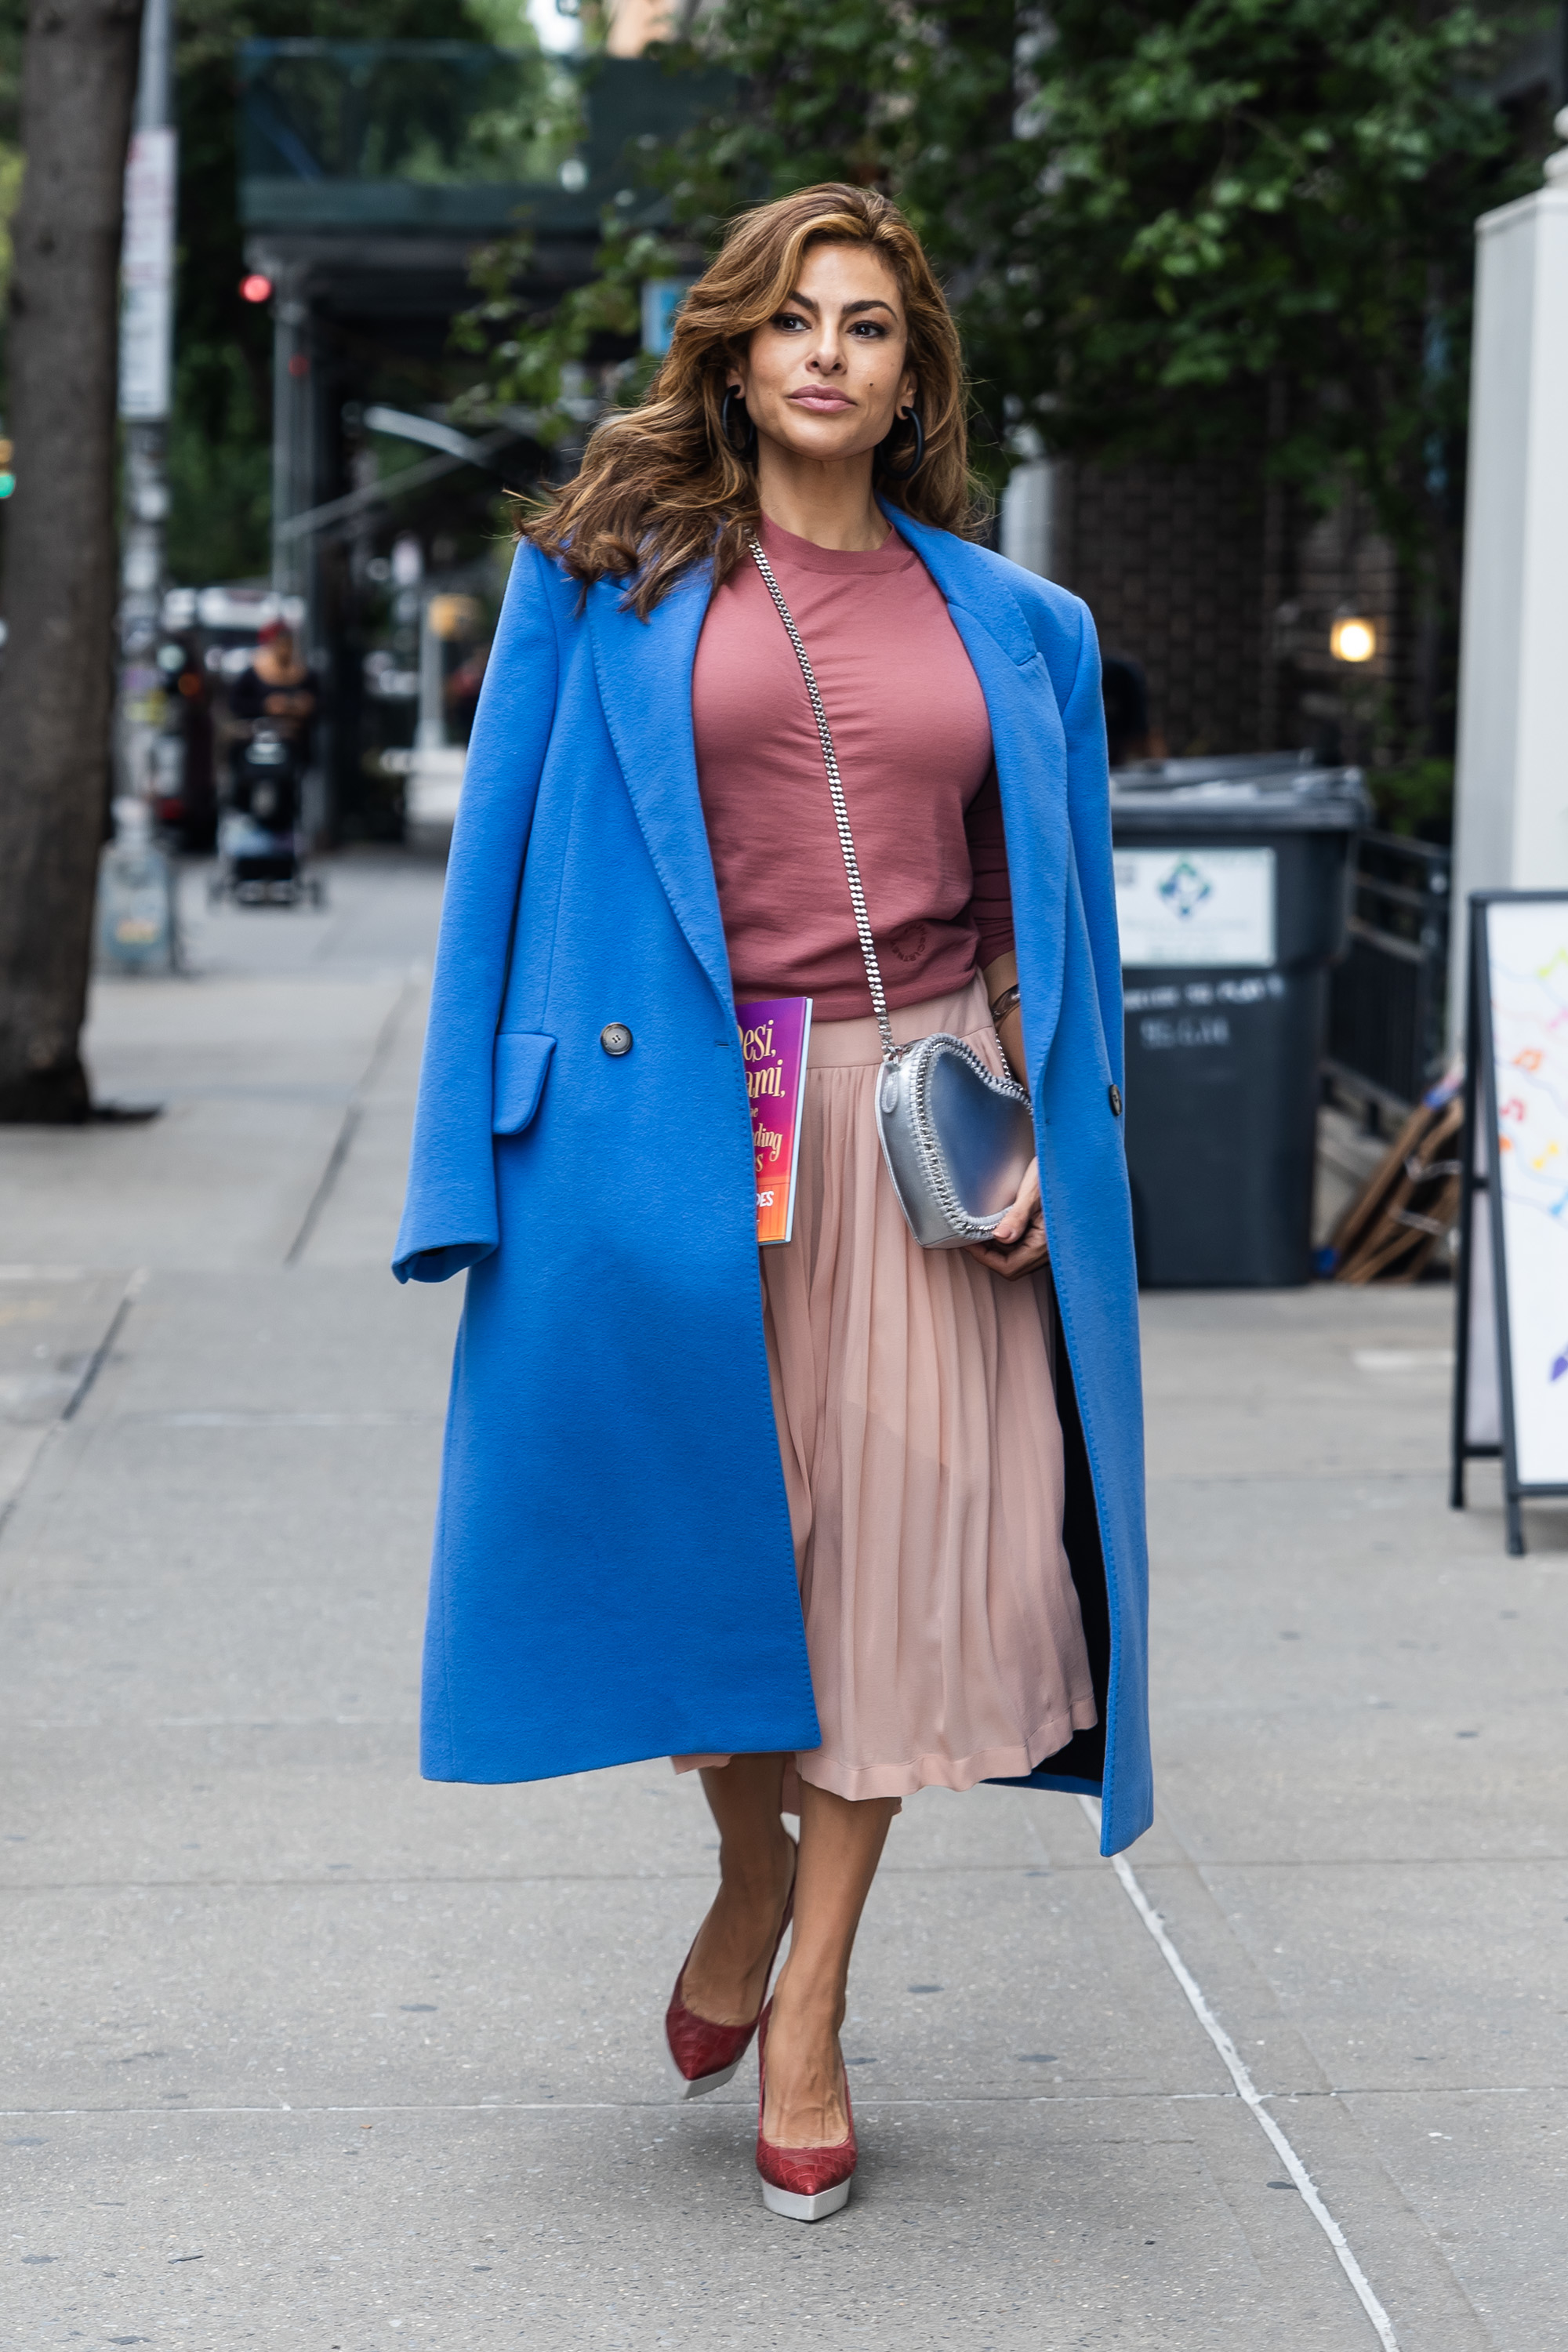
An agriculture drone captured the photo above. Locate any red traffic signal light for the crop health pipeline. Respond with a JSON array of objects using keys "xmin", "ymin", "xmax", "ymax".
[{"xmin": 240, "ymin": 273, "xmax": 273, "ymax": 304}]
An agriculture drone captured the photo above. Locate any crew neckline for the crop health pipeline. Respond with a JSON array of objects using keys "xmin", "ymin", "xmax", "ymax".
[{"xmin": 757, "ymin": 514, "xmax": 916, "ymax": 575}]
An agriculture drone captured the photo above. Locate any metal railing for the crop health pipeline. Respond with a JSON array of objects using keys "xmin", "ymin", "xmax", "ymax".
[{"xmin": 1325, "ymin": 830, "xmax": 1451, "ymax": 1112}]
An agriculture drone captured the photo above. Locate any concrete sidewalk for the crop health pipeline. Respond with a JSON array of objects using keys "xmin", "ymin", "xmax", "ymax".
[{"xmin": 2, "ymin": 852, "xmax": 1562, "ymax": 2351}]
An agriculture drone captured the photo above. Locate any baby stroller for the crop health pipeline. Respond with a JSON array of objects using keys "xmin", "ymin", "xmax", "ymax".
[{"xmin": 209, "ymin": 727, "xmax": 324, "ymax": 907}]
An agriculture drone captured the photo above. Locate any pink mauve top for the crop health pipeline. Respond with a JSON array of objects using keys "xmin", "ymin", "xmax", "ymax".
[{"xmin": 691, "ymin": 517, "xmax": 1012, "ymax": 1020}]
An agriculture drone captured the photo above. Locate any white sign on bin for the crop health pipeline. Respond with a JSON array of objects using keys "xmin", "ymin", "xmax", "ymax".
[{"xmin": 1114, "ymin": 845, "xmax": 1276, "ymax": 968}]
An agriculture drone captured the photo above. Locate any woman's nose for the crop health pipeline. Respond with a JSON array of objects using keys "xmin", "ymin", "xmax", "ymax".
[{"xmin": 806, "ymin": 331, "xmax": 845, "ymax": 374}]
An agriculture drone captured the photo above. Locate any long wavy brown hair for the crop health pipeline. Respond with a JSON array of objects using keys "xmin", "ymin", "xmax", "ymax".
[{"xmin": 523, "ymin": 183, "xmax": 983, "ymax": 619}]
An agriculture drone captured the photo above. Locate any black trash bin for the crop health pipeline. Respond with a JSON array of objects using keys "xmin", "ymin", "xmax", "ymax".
[{"xmin": 1111, "ymin": 760, "xmax": 1370, "ymax": 1287}]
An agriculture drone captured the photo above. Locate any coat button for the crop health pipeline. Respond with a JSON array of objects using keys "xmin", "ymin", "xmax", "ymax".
[
  {"xmin": 601, "ymin": 1023, "xmax": 633, "ymax": 1057},
  {"xmin": 1108, "ymin": 1083, "xmax": 1123, "ymax": 1117}
]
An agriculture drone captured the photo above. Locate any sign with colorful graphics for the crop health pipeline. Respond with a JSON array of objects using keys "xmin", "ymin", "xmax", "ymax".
[
  {"xmin": 737, "ymin": 996, "xmax": 812, "ymax": 1247},
  {"xmin": 1114, "ymin": 847, "xmax": 1276, "ymax": 967},
  {"xmin": 1483, "ymin": 899, "xmax": 1568, "ymax": 1483},
  {"xmin": 1453, "ymin": 893, "xmax": 1568, "ymax": 1552}
]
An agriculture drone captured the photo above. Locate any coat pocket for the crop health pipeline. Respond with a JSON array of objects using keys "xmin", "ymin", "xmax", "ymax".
[{"xmin": 492, "ymin": 1032, "xmax": 556, "ymax": 1135}]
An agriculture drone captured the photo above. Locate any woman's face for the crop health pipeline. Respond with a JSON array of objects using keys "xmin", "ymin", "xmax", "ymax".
[{"xmin": 731, "ymin": 241, "xmax": 916, "ymax": 466}]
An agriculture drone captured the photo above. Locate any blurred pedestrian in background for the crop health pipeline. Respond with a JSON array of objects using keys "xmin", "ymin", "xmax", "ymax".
[
  {"xmin": 1102, "ymin": 653, "xmax": 1153, "ymax": 768},
  {"xmin": 394, "ymin": 183, "xmax": 1149, "ymax": 2226},
  {"xmin": 227, "ymin": 620, "xmax": 315, "ymax": 750}
]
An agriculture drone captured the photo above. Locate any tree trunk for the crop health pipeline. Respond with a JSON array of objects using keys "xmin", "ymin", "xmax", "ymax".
[{"xmin": 0, "ymin": 0, "xmax": 145, "ymax": 1122}]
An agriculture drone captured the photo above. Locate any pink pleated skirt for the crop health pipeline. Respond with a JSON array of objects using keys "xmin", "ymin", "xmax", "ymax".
[{"xmin": 676, "ymin": 975, "xmax": 1098, "ymax": 1806}]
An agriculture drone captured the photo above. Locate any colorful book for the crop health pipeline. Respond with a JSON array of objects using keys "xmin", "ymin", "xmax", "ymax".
[{"xmin": 737, "ymin": 996, "xmax": 813, "ymax": 1247}]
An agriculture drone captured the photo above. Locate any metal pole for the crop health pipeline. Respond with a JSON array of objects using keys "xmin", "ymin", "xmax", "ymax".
[
  {"xmin": 270, "ymin": 267, "xmax": 307, "ymax": 599},
  {"xmin": 136, "ymin": 0, "xmax": 172, "ymax": 129},
  {"xmin": 416, "ymin": 597, "xmax": 446, "ymax": 753},
  {"xmin": 115, "ymin": 0, "xmax": 177, "ymax": 803}
]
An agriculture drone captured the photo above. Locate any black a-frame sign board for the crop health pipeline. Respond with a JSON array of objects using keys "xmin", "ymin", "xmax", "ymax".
[{"xmin": 1451, "ymin": 891, "xmax": 1568, "ymax": 1555}]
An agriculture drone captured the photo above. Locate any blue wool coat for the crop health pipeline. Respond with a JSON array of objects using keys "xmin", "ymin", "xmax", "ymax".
[{"xmin": 394, "ymin": 506, "xmax": 1152, "ymax": 1857}]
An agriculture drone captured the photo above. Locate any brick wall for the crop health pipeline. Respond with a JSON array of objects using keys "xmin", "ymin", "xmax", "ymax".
[
  {"xmin": 1045, "ymin": 454, "xmax": 1417, "ymax": 765},
  {"xmin": 1051, "ymin": 452, "xmax": 1270, "ymax": 757},
  {"xmin": 1276, "ymin": 489, "xmax": 1406, "ymax": 766}
]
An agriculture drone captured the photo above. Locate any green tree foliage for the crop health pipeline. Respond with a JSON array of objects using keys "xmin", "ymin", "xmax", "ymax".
[
  {"xmin": 454, "ymin": 216, "xmax": 675, "ymax": 434},
  {"xmin": 1000, "ymin": 2, "xmax": 1531, "ymax": 566},
  {"xmin": 464, "ymin": 0, "xmax": 1537, "ymax": 590}
]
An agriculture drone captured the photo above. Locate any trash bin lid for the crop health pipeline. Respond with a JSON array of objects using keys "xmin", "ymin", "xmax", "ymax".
[
  {"xmin": 1117, "ymin": 751, "xmax": 1314, "ymax": 784},
  {"xmin": 1110, "ymin": 760, "xmax": 1370, "ymax": 835}
]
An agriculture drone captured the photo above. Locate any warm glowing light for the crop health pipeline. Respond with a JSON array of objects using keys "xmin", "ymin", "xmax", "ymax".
[
  {"xmin": 1330, "ymin": 615, "xmax": 1377, "ymax": 664},
  {"xmin": 426, "ymin": 593, "xmax": 481, "ymax": 641},
  {"xmin": 240, "ymin": 273, "xmax": 274, "ymax": 304}
]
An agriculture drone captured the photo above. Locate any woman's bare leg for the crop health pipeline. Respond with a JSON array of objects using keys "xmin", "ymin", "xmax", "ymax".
[
  {"xmin": 679, "ymin": 1755, "xmax": 797, "ymax": 2027},
  {"xmin": 760, "ymin": 1780, "xmax": 897, "ymax": 2147}
]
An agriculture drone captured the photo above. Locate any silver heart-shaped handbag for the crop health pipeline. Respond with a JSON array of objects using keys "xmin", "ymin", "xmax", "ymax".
[{"xmin": 750, "ymin": 540, "xmax": 1036, "ymax": 1249}]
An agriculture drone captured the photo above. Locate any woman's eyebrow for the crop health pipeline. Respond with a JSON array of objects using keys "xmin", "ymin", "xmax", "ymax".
[{"xmin": 775, "ymin": 293, "xmax": 897, "ymax": 318}]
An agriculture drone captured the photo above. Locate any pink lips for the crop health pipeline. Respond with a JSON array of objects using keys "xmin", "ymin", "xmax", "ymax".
[{"xmin": 789, "ymin": 389, "xmax": 854, "ymax": 412}]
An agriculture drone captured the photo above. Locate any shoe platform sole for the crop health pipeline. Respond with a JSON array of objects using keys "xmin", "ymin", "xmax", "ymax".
[
  {"xmin": 760, "ymin": 2176, "xmax": 852, "ymax": 2222},
  {"xmin": 662, "ymin": 2040, "xmax": 742, "ymax": 2100}
]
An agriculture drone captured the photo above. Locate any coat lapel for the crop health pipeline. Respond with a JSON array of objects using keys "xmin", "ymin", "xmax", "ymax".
[
  {"xmin": 882, "ymin": 506, "xmax": 1072, "ymax": 1088},
  {"xmin": 586, "ymin": 563, "xmax": 735, "ymax": 1016}
]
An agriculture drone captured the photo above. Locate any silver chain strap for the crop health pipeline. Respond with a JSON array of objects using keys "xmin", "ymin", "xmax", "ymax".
[{"xmin": 748, "ymin": 538, "xmax": 901, "ymax": 1066}]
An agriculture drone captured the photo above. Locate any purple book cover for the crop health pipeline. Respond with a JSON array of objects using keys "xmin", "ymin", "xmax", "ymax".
[{"xmin": 737, "ymin": 996, "xmax": 813, "ymax": 1246}]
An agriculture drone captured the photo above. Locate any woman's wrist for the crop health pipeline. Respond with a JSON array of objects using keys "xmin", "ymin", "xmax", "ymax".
[
  {"xmin": 994, "ymin": 1004, "xmax": 1025, "ymax": 1085},
  {"xmin": 981, "ymin": 956, "xmax": 1025, "ymax": 1081}
]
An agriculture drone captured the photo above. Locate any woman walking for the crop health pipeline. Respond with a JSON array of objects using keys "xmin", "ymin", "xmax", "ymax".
[{"xmin": 394, "ymin": 183, "xmax": 1149, "ymax": 2221}]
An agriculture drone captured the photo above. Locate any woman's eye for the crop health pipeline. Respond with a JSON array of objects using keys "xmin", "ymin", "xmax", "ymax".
[
  {"xmin": 850, "ymin": 321, "xmax": 887, "ymax": 338},
  {"xmin": 773, "ymin": 310, "xmax": 808, "ymax": 332}
]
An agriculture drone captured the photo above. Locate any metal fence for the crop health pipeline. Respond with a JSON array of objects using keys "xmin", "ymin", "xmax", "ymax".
[{"xmin": 1325, "ymin": 830, "xmax": 1451, "ymax": 1113}]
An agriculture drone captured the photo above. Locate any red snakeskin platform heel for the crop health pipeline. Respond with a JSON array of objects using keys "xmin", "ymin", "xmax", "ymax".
[
  {"xmin": 754, "ymin": 2000, "xmax": 856, "ymax": 2221},
  {"xmin": 663, "ymin": 1838, "xmax": 797, "ymax": 2100}
]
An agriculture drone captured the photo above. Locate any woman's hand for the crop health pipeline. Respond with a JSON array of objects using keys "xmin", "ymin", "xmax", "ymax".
[
  {"xmin": 967, "ymin": 1156, "xmax": 1048, "ymax": 1279},
  {"xmin": 971, "ymin": 954, "xmax": 1046, "ymax": 1276}
]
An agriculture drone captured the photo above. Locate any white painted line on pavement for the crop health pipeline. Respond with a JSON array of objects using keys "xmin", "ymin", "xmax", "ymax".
[
  {"xmin": 151, "ymin": 1410, "xmax": 437, "ymax": 1428},
  {"xmin": 1079, "ymin": 1795, "xmax": 1400, "ymax": 2352},
  {"xmin": 1352, "ymin": 1348, "xmax": 1454, "ymax": 1374},
  {"xmin": 0, "ymin": 2085, "xmax": 1541, "ymax": 2125}
]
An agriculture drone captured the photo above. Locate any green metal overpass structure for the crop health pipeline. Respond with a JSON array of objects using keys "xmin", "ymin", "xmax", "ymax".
[{"xmin": 237, "ymin": 40, "xmax": 721, "ymax": 835}]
